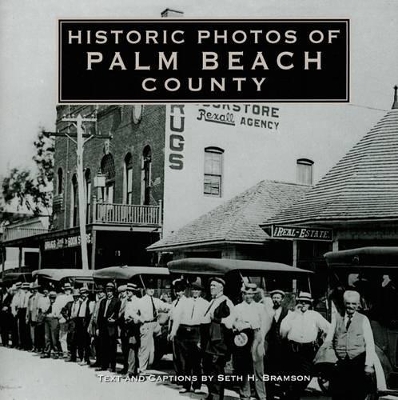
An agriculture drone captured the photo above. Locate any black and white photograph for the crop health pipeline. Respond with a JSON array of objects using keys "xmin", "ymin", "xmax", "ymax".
[{"xmin": 1, "ymin": 1, "xmax": 398, "ymax": 399}]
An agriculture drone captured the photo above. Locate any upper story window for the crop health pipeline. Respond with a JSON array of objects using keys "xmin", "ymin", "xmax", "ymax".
[
  {"xmin": 100, "ymin": 152, "xmax": 115, "ymax": 203},
  {"xmin": 124, "ymin": 152, "xmax": 133, "ymax": 204},
  {"xmin": 57, "ymin": 168, "xmax": 63, "ymax": 194},
  {"xmin": 141, "ymin": 145, "xmax": 152, "ymax": 205},
  {"xmin": 204, "ymin": 147, "xmax": 224, "ymax": 197},
  {"xmin": 296, "ymin": 158, "xmax": 314, "ymax": 185}
]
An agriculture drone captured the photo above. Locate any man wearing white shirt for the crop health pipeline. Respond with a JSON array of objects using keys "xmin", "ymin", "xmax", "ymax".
[
  {"xmin": 137, "ymin": 280, "xmax": 171, "ymax": 373},
  {"xmin": 55, "ymin": 283, "xmax": 73, "ymax": 358},
  {"xmin": 76, "ymin": 287, "xmax": 94, "ymax": 366},
  {"xmin": 18, "ymin": 282, "xmax": 31, "ymax": 350},
  {"xmin": 280, "ymin": 291, "xmax": 330, "ymax": 400},
  {"xmin": 41, "ymin": 291, "xmax": 63, "ymax": 358},
  {"xmin": 228, "ymin": 283, "xmax": 266, "ymax": 400},
  {"xmin": 330, "ymin": 290, "xmax": 376, "ymax": 400},
  {"xmin": 124, "ymin": 283, "xmax": 141, "ymax": 377}
]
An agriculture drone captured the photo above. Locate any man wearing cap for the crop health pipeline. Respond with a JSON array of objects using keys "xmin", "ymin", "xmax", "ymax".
[
  {"xmin": 10, "ymin": 283, "xmax": 22, "ymax": 348},
  {"xmin": 55, "ymin": 282, "xmax": 73, "ymax": 358},
  {"xmin": 227, "ymin": 283, "xmax": 267, "ymax": 400},
  {"xmin": 117, "ymin": 285, "xmax": 129, "ymax": 374},
  {"xmin": 62, "ymin": 289, "xmax": 81, "ymax": 362},
  {"xmin": 137, "ymin": 279, "xmax": 171, "ymax": 373},
  {"xmin": 169, "ymin": 281, "xmax": 209, "ymax": 394},
  {"xmin": 88, "ymin": 285, "xmax": 106, "ymax": 368},
  {"xmin": 201, "ymin": 277, "xmax": 234, "ymax": 400},
  {"xmin": 26, "ymin": 282, "xmax": 42, "ymax": 352},
  {"xmin": 124, "ymin": 282, "xmax": 141, "ymax": 377},
  {"xmin": 36, "ymin": 287, "xmax": 50, "ymax": 353},
  {"xmin": 329, "ymin": 290, "xmax": 376, "ymax": 400},
  {"xmin": 41, "ymin": 291, "xmax": 63, "ymax": 358},
  {"xmin": 263, "ymin": 289, "xmax": 289, "ymax": 400},
  {"xmin": 280, "ymin": 291, "xmax": 330, "ymax": 400},
  {"xmin": 1, "ymin": 285, "xmax": 14, "ymax": 347},
  {"xmin": 96, "ymin": 282, "xmax": 121, "ymax": 372},
  {"xmin": 76, "ymin": 287, "xmax": 94, "ymax": 366}
]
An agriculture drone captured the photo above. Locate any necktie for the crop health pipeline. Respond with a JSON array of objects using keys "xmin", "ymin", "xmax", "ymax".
[
  {"xmin": 150, "ymin": 296, "xmax": 157, "ymax": 319},
  {"xmin": 191, "ymin": 300, "xmax": 196, "ymax": 320},
  {"xmin": 78, "ymin": 301, "xmax": 83, "ymax": 317},
  {"xmin": 346, "ymin": 315, "xmax": 353, "ymax": 330},
  {"xmin": 48, "ymin": 304, "xmax": 53, "ymax": 315},
  {"xmin": 104, "ymin": 299, "xmax": 110, "ymax": 317}
]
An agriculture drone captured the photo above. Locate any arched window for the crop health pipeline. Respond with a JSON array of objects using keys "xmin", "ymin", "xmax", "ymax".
[
  {"xmin": 123, "ymin": 153, "xmax": 133, "ymax": 204},
  {"xmin": 57, "ymin": 168, "xmax": 63, "ymax": 194},
  {"xmin": 204, "ymin": 147, "xmax": 224, "ymax": 197},
  {"xmin": 71, "ymin": 174, "xmax": 78, "ymax": 227},
  {"xmin": 100, "ymin": 153, "xmax": 115, "ymax": 203},
  {"xmin": 85, "ymin": 169, "xmax": 91, "ymax": 222},
  {"xmin": 296, "ymin": 158, "xmax": 314, "ymax": 185},
  {"xmin": 141, "ymin": 146, "xmax": 152, "ymax": 205}
]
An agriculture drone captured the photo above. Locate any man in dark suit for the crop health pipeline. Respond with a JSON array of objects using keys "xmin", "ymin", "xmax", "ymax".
[
  {"xmin": 96, "ymin": 282, "xmax": 120, "ymax": 372},
  {"xmin": 264, "ymin": 289, "xmax": 289, "ymax": 400},
  {"xmin": 1, "ymin": 285, "xmax": 13, "ymax": 346},
  {"xmin": 62, "ymin": 289, "xmax": 81, "ymax": 362}
]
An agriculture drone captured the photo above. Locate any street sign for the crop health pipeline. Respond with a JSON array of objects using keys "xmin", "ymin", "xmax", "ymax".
[{"xmin": 271, "ymin": 225, "xmax": 333, "ymax": 241}]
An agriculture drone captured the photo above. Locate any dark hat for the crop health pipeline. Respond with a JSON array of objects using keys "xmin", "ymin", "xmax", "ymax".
[
  {"xmin": 146, "ymin": 279, "xmax": 156, "ymax": 289},
  {"xmin": 173, "ymin": 280, "xmax": 186, "ymax": 293},
  {"xmin": 79, "ymin": 287, "xmax": 88, "ymax": 294},
  {"xmin": 270, "ymin": 289, "xmax": 285, "ymax": 297},
  {"xmin": 49, "ymin": 291, "xmax": 57, "ymax": 298},
  {"xmin": 15, "ymin": 282, "xmax": 22, "ymax": 288},
  {"xmin": 22, "ymin": 282, "xmax": 30, "ymax": 289},
  {"xmin": 126, "ymin": 283, "xmax": 138, "ymax": 291},
  {"xmin": 106, "ymin": 282, "xmax": 115, "ymax": 290},
  {"xmin": 95, "ymin": 285, "xmax": 105, "ymax": 292},
  {"xmin": 191, "ymin": 281, "xmax": 204, "ymax": 290},
  {"xmin": 210, "ymin": 277, "xmax": 226, "ymax": 287},
  {"xmin": 242, "ymin": 283, "xmax": 259, "ymax": 294},
  {"xmin": 296, "ymin": 291, "xmax": 313, "ymax": 303}
]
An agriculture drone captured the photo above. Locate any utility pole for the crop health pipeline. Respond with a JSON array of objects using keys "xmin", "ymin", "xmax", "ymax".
[
  {"xmin": 61, "ymin": 114, "xmax": 96, "ymax": 270},
  {"xmin": 45, "ymin": 111, "xmax": 112, "ymax": 271}
]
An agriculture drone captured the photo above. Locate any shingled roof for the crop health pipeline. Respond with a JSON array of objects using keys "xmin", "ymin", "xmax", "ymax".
[
  {"xmin": 262, "ymin": 108, "xmax": 398, "ymax": 227},
  {"xmin": 148, "ymin": 180, "xmax": 309, "ymax": 251}
]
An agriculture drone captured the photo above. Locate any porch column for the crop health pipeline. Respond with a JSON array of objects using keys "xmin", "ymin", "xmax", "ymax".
[
  {"xmin": 1, "ymin": 246, "xmax": 5, "ymax": 276},
  {"xmin": 18, "ymin": 247, "xmax": 23, "ymax": 272},
  {"xmin": 90, "ymin": 229, "xmax": 97, "ymax": 270},
  {"xmin": 38, "ymin": 243, "xmax": 43, "ymax": 270}
]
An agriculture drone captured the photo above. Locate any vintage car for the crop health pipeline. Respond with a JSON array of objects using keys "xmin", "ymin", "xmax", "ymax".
[
  {"xmin": 167, "ymin": 257, "xmax": 313, "ymax": 305},
  {"xmin": 324, "ymin": 246, "xmax": 398, "ymax": 399},
  {"xmin": 32, "ymin": 268, "xmax": 95, "ymax": 293}
]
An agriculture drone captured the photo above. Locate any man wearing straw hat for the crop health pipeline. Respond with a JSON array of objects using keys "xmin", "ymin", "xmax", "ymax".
[
  {"xmin": 123, "ymin": 282, "xmax": 141, "ymax": 377},
  {"xmin": 280, "ymin": 291, "xmax": 330, "ymax": 400},
  {"xmin": 76, "ymin": 286, "xmax": 94, "ymax": 366},
  {"xmin": 62, "ymin": 288, "xmax": 81, "ymax": 362},
  {"xmin": 228, "ymin": 283, "xmax": 267, "ymax": 400},
  {"xmin": 55, "ymin": 282, "xmax": 73, "ymax": 358}
]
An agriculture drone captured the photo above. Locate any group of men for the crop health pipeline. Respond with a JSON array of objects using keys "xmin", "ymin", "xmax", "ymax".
[{"xmin": 0, "ymin": 277, "xmax": 377, "ymax": 400}]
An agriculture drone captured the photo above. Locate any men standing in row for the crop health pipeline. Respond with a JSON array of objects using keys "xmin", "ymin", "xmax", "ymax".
[
  {"xmin": 96, "ymin": 282, "xmax": 120, "ymax": 372},
  {"xmin": 202, "ymin": 277, "xmax": 234, "ymax": 400},
  {"xmin": 280, "ymin": 291, "xmax": 330, "ymax": 400},
  {"xmin": 169, "ymin": 281, "xmax": 209, "ymax": 394},
  {"xmin": 137, "ymin": 280, "xmax": 170, "ymax": 373},
  {"xmin": 330, "ymin": 290, "xmax": 376, "ymax": 400}
]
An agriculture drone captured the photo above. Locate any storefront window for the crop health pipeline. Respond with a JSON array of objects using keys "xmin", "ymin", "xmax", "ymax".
[{"xmin": 204, "ymin": 147, "xmax": 224, "ymax": 197}]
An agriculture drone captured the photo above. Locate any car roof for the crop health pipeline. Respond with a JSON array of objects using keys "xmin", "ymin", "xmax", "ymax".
[
  {"xmin": 92, "ymin": 266, "xmax": 170, "ymax": 280},
  {"xmin": 32, "ymin": 269, "xmax": 94, "ymax": 281},
  {"xmin": 325, "ymin": 246, "xmax": 398, "ymax": 269},
  {"xmin": 167, "ymin": 258, "xmax": 312, "ymax": 275}
]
